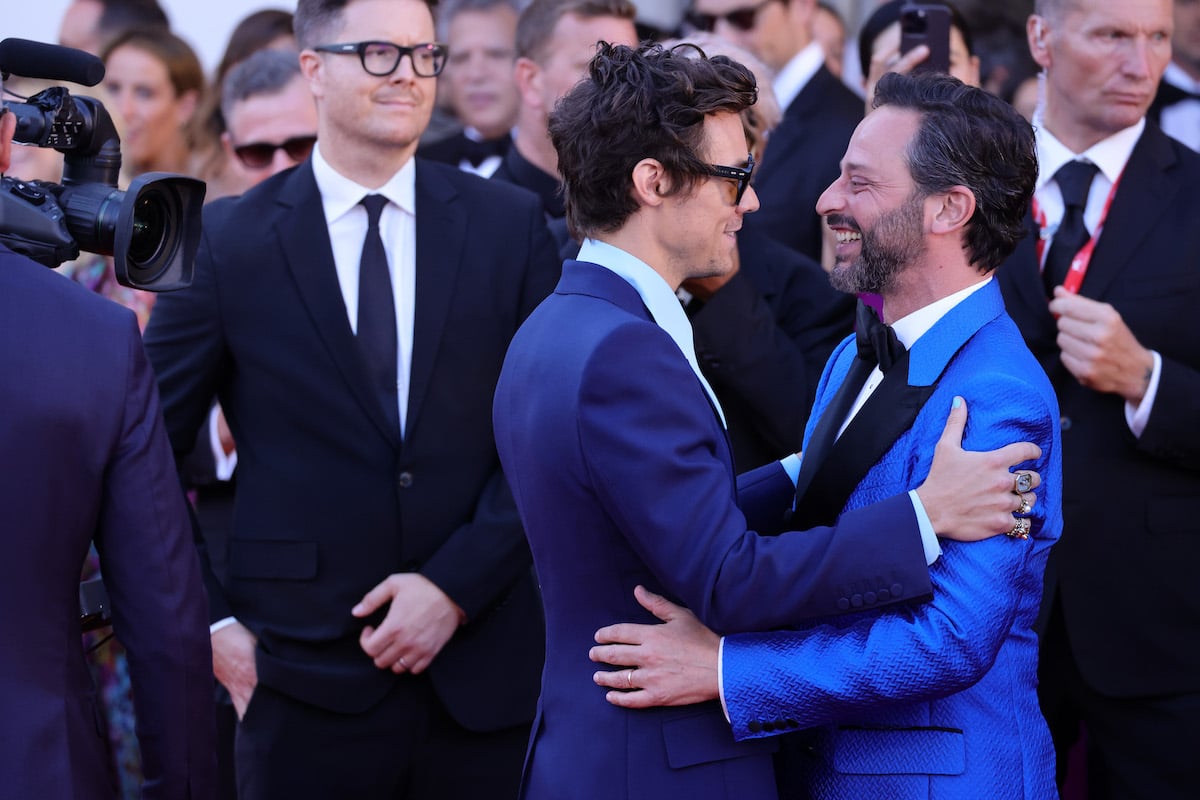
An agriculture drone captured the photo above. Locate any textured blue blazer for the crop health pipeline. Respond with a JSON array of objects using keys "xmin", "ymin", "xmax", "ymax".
[
  {"xmin": 494, "ymin": 260, "xmax": 939, "ymax": 800},
  {"xmin": 723, "ymin": 280, "xmax": 1062, "ymax": 799}
]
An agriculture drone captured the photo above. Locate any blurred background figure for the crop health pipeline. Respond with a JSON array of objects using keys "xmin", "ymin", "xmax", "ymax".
[
  {"xmin": 100, "ymin": 27, "xmax": 208, "ymax": 177},
  {"xmin": 197, "ymin": 7, "xmax": 297, "ymax": 198},
  {"xmin": 1149, "ymin": 0, "xmax": 1200, "ymax": 151},
  {"xmin": 418, "ymin": 0, "xmax": 521, "ymax": 177},
  {"xmin": 57, "ymin": 0, "xmax": 169, "ymax": 56},
  {"xmin": 495, "ymin": 0, "xmax": 638, "ymax": 230},
  {"xmin": 812, "ymin": 0, "xmax": 846, "ymax": 79}
]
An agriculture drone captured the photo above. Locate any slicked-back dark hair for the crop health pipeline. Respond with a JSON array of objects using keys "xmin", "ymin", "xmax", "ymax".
[
  {"xmin": 294, "ymin": 0, "xmax": 438, "ymax": 50},
  {"xmin": 549, "ymin": 42, "xmax": 757, "ymax": 240},
  {"xmin": 873, "ymin": 71, "xmax": 1036, "ymax": 271}
]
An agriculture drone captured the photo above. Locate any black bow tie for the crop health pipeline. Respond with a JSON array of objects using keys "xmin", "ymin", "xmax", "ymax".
[
  {"xmin": 855, "ymin": 300, "xmax": 904, "ymax": 373},
  {"xmin": 461, "ymin": 135, "xmax": 508, "ymax": 167}
]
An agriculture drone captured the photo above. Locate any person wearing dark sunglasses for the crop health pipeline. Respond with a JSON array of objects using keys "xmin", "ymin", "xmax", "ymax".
[
  {"xmin": 220, "ymin": 48, "xmax": 319, "ymax": 194},
  {"xmin": 686, "ymin": 0, "xmax": 861, "ymax": 264},
  {"xmin": 141, "ymin": 0, "xmax": 561, "ymax": 798}
]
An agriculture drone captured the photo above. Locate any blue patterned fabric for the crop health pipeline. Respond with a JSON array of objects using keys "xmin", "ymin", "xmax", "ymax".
[{"xmin": 723, "ymin": 281, "xmax": 1062, "ymax": 799}]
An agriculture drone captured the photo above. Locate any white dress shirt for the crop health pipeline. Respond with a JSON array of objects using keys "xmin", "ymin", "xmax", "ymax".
[
  {"xmin": 772, "ymin": 41, "xmax": 825, "ymax": 113},
  {"xmin": 1034, "ymin": 122, "xmax": 1162, "ymax": 436},
  {"xmin": 1159, "ymin": 62, "xmax": 1200, "ymax": 153}
]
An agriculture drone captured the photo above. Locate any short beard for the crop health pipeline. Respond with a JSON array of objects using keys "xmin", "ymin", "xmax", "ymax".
[{"xmin": 829, "ymin": 194, "xmax": 926, "ymax": 295}]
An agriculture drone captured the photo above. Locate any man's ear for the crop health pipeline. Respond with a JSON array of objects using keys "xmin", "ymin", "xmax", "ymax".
[
  {"xmin": 0, "ymin": 109, "xmax": 16, "ymax": 174},
  {"xmin": 514, "ymin": 57, "xmax": 542, "ymax": 110},
  {"xmin": 929, "ymin": 185, "xmax": 975, "ymax": 235},
  {"xmin": 630, "ymin": 157, "xmax": 669, "ymax": 208},
  {"xmin": 1028, "ymin": 15, "xmax": 1051, "ymax": 70}
]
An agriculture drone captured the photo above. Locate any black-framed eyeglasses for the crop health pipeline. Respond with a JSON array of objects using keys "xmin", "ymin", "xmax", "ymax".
[
  {"xmin": 685, "ymin": 0, "xmax": 778, "ymax": 33},
  {"xmin": 705, "ymin": 153, "xmax": 755, "ymax": 205},
  {"xmin": 312, "ymin": 41, "xmax": 449, "ymax": 77},
  {"xmin": 233, "ymin": 135, "xmax": 318, "ymax": 169}
]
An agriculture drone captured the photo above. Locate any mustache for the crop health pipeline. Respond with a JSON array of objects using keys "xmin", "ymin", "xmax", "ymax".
[{"xmin": 825, "ymin": 214, "xmax": 860, "ymax": 232}]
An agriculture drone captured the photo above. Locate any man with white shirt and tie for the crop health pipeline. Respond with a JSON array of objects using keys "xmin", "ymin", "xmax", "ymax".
[
  {"xmin": 493, "ymin": 45, "xmax": 1050, "ymax": 799},
  {"xmin": 143, "ymin": 0, "xmax": 560, "ymax": 797},
  {"xmin": 997, "ymin": 0, "xmax": 1200, "ymax": 796}
]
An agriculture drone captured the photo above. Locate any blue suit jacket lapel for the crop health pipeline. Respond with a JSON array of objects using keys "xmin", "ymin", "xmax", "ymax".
[
  {"xmin": 275, "ymin": 162, "xmax": 399, "ymax": 444},
  {"xmin": 795, "ymin": 282, "xmax": 1006, "ymax": 528}
]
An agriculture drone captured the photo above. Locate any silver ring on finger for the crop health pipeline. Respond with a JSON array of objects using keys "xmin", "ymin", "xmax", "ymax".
[
  {"xmin": 397, "ymin": 656, "xmax": 409, "ymax": 670},
  {"xmin": 625, "ymin": 669, "xmax": 636, "ymax": 689},
  {"xmin": 1013, "ymin": 471, "xmax": 1034, "ymax": 495}
]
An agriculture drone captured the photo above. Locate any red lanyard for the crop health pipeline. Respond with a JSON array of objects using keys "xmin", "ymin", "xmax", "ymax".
[{"xmin": 1032, "ymin": 168, "xmax": 1123, "ymax": 295}]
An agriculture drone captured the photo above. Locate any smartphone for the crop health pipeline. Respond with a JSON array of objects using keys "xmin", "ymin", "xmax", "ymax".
[{"xmin": 899, "ymin": 3, "xmax": 952, "ymax": 74}]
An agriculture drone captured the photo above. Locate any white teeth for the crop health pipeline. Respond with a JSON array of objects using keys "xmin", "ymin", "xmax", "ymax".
[{"xmin": 835, "ymin": 231, "xmax": 862, "ymax": 244}]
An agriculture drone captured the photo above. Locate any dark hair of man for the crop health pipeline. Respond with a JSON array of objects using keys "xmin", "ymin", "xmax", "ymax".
[
  {"xmin": 872, "ymin": 71, "xmax": 1036, "ymax": 271},
  {"xmin": 221, "ymin": 49, "xmax": 304, "ymax": 121},
  {"xmin": 516, "ymin": 0, "xmax": 637, "ymax": 61},
  {"xmin": 295, "ymin": 0, "xmax": 438, "ymax": 50},
  {"xmin": 856, "ymin": 0, "xmax": 974, "ymax": 79},
  {"xmin": 549, "ymin": 42, "xmax": 757, "ymax": 240},
  {"xmin": 436, "ymin": 0, "xmax": 522, "ymax": 41},
  {"xmin": 96, "ymin": 0, "xmax": 170, "ymax": 41}
]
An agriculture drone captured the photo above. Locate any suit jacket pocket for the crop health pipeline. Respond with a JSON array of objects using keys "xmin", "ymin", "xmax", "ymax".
[
  {"xmin": 830, "ymin": 725, "xmax": 964, "ymax": 776},
  {"xmin": 662, "ymin": 709, "xmax": 779, "ymax": 769},
  {"xmin": 230, "ymin": 539, "xmax": 318, "ymax": 580}
]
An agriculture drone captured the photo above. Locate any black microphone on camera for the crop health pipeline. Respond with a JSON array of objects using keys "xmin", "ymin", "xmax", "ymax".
[{"xmin": 0, "ymin": 38, "xmax": 106, "ymax": 87}]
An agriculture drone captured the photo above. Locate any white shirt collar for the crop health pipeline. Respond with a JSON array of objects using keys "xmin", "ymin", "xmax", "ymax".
[
  {"xmin": 1035, "ymin": 118, "xmax": 1143, "ymax": 191},
  {"xmin": 891, "ymin": 276, "xmax": 992, "ymax": 350},
  {"xmin": 772, "ymin": 41, "xmax": 825, "ymax": 112},
  {"xmin": 577, "ymin": 238, "xmax": 726, "ymax": 427},
  {"xmin": 311, "ymin": 142, "xmax": 416, "ymax": 224},
  {"xmin": 1164, "ymin": 61, "xmax": 1200, "ymax": 93}
]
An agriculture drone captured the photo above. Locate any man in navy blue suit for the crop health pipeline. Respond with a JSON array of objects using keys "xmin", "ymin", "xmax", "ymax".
[
  {"xmin": 143, "ymin": 0, "xmax": 559, "ymax": 797},
  {"xmin": 493, "ymin": 45, "xmax": 1045, "ymax": 800},
  {"xmin": 0, "ymin": 84, "xmax": 214, "ymax": 798}
]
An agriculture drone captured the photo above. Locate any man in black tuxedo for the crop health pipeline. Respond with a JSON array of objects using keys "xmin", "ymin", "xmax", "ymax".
[
  {"xmin": 1148, "ymin": 0, "xmax": 1200, "ymax": 151},
  {"xmin": 998, "ymin": 0, "xmax": 1200, "ymax": 796},
  {"xmin": 686, "ymin": 0, "xmax": 861, "ymax": 261},
  {"xmin": 143, "ymin": 0, "xmax": 559, "ymax": 798},
  {"xmin": 416, "ymin": 0, "xmax": 520, "ymax": 176}
]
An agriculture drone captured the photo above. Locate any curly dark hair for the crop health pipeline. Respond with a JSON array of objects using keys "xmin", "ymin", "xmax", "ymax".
[
  {"xmin": 873, "ymin": 71, "xmax": 1037, "ymax": 271},
  {"xmin": 548, "ymin": 42, "xmax": 757, "ymax": 241}
]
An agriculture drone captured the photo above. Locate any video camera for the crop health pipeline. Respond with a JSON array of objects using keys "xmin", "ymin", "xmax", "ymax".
[{"xmin": 0, "ymin": 37, "xmax": 204, "ymax": 290}]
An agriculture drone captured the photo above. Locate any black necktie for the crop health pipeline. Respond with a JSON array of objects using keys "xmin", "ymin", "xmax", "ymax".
[
  {"xmin": 461, "ymin": 135, "xmax": 507, "ymax": 167},
  {"xmin": 1156, "ymin": 80, "xmax": 1200, "ymax": 107},
  {"xmin": 1043, "ymin": 160, "xmax": 1099, "ymax": 296},
  {"xmin": 855, "ymin": 300, "xmax": 903, "ymax": 374},
  {"xmin": 357, "ymin": 194, "xmax": 399, "ymax": 433}
]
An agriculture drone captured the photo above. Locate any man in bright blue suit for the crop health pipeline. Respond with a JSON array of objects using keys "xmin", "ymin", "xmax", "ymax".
[
  {"xmin": 593, "ymin": 71, "xmax": 1062, "ymax": 799},
  {"xmin": 494, "ymin": 47, "xmax": 1048, "ymax": 800}
]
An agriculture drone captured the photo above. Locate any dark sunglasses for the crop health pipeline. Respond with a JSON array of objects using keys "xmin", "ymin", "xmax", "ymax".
[
  {"xmin": 705, "ymin": 153, "xmax": 755, "ymax": 205},
  {"xmin": 233, "ymin": 135, "xmax": 317, "ymax": 169},
  {"xmin": 685, "ymin": 0, "xmax": 778, "ymax": 32},
  {"xmin": 312, "ymin": 41, "xmax": 449, "ymax": 78}
]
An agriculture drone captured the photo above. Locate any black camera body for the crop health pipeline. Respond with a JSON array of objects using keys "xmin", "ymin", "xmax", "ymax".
[{"xmin": 1, "ymin": 40, "xmax": 205, "ymax": 290}]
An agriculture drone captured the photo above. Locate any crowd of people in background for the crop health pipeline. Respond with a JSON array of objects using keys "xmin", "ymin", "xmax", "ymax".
[{"xmin": 3, "ymin": 0, "xmax": 1198, "ymax": 797}]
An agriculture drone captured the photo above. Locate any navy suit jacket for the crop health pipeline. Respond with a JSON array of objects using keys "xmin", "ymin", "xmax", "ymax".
[
  {"xmin": 144, "ymin": 158, "xmax": 559, "ymax": 729},
  {"xmin": 723, "ymin": 281, "xmax": 1061, "ymax": 799},
  {"xmin": 998, "ymin": 122, "xmax": 1200, "ymax": 697},
  {"xmin": 493, "ymin": 260, "xmax": 933, "ymax": 800},
  {"xmin": 745, "ymin": 65, "xmax": 862, "ymax": 260},
  {"xmin": 0, "ymin": 247, "xmax": 214, "ymax": 798}
]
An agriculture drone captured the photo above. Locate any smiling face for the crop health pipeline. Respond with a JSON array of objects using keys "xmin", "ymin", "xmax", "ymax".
[
  {"xmin": 103, "ymin": 44, "xmax": 197, "ymax": 172},
  {"xmin": 818, "ymin": 105, "xmax": 928, "ymax": 296},
  {"xmin": 300, "ymin": 0, "xmax": 438, "ymax": 178},
  {"xmin": 1031, "ymin": 0, "xmax": 1173, "ymax": 152},
  {"xmin": 444, "ymin": 5, "xmax": 520, "ymax": 138},
  {"xmin": 661, "ymin": 111, "xmax": 760, "ymax": 284}
]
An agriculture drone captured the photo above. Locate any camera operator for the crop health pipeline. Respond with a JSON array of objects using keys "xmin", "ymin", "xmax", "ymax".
[{"xmin": 0, "ymin": 72, "xmax": 215, "ymax": 798}]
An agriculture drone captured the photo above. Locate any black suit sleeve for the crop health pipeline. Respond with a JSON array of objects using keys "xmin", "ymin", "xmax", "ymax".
[{"xmin": 1135, "ymin": 354, "xmax": 1200, "ymax": 470}]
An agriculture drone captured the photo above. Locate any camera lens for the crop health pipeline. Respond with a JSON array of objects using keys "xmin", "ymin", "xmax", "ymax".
[{"xmin": 127, "ymin": 189, "xmax": 171, "ymax": 267}]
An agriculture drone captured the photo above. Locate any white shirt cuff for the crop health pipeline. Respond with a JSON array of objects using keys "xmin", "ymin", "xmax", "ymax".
[
  {"xmin": 717, "ymin": 635, "xmax": 730, "ymax": 722},
  {"xmin": 210, "ymin": 616, "xmax": 238, "ymax": 635},
  {"xmin": 909, "ymin": 489, "xmax": 942, "ymax": 566},
  {"xmin": 209, "ymin": 404, "xmax": 238, "ymax": 480},
  {"xmin": 1124, "ymin": 350, "xmax": 1162, "ymax": 438}
]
